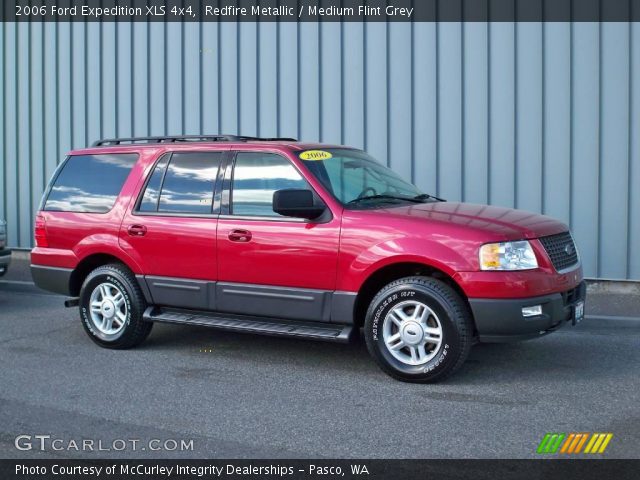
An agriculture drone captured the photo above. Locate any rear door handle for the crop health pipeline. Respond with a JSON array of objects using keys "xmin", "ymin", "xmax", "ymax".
[
  {"xmin": 127, "ymin": 224, "xmax": 147, "ymax": 237},
  {"xmin": 228, "ymin": 229, "xmax": 252, "ymax": 242}
]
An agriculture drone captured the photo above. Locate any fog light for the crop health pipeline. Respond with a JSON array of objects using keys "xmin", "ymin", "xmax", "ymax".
[{"xmin": 522, "ymin": 305, "xmax": 542, "ymax": 317}]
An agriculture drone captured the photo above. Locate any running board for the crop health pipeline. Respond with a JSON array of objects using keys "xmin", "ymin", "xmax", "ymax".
[{"xmin": 143, "ymin": 307, "xmax": 355, "ymax": 343}]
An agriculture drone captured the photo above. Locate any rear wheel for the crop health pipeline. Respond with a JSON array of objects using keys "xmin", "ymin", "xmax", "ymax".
[
  {"xmin": 79, "ymin": 263, "xmax": 152, "ymax": 349},
  {"xmin": 364, "ymin": 276, "xmax": 474, "ymax": 383}
]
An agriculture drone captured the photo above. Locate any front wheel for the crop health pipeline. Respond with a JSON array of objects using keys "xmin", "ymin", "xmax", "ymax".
[
  {"xmin": 79, "ymin": 263, "xmax": 152, "ymax": 349},
  {"xmin": 364, "ymin": 276, "xmax": 474, "ymax": 383}
]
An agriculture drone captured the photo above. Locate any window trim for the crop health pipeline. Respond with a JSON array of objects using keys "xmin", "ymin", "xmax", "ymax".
[
  {"xmin": 133, "ymin": 151, "xmax": 225, "ymax": 218},
  {"xmin": 224, "ymin": 150, "xmax": 329, "ymax": 222},
  {"xmin": 133, "ymin": 152, "xmax": 171, "ymax": 214},
  {"xmin": 217, "ymin": 214, "xmax": 307, "ymax": 223},
  {"xmin": 42, "ymin": 153, "xmax": 139, "ymax": 214}
]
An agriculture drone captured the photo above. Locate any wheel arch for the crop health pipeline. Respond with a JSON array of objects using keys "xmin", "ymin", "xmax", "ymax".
[
  {"xmin": 353, "ymin": 261, "xmax": 473, "ymax": 330},
  {"xmin": 69, "ymin": 253, "xmax": 137, "ymax": 297}
]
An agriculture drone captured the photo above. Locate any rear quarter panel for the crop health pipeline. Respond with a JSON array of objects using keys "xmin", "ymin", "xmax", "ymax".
[{"xmin": 30, "ymin": 149, "xmax": 153, "ymax": 272}]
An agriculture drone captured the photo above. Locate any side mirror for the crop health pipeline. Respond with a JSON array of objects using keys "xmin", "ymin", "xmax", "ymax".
[{"xmin": 273, "ymin": 189, "xmax": 326, "ymax": 220}]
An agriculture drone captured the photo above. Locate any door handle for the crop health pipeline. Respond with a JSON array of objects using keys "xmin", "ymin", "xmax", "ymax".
[
  {"xmin": 228, "ymin": 229, "xmax": 252, "ymax": 242},
  {"xmin": 127, "ymin": 224, "xmax": 147, "ymax": 237}
]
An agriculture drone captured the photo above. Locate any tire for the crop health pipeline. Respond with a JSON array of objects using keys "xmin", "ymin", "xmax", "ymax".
[
  {"xmin": 364, "ymin": 276, "xmax": 474, "ymax": 383},
  {"xmin": 78, "ymin": 263, "xmax": 152, "ymax": 349}
]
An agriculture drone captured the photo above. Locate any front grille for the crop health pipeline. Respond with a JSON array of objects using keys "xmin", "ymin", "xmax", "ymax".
[{"xmin": 539, "ymin": 231, "xmax": 579, "ymax": 272}]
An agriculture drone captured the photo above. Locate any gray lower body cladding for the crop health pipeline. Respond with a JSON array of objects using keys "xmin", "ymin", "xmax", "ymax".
[
  {"xmin": 30, "ymin": 264, "xmax": 72, "ymax": 295},
  {"xmin": 30, "ymin": 264, "xmax": 357, "ymax": 325},
  {"xmin": 139, "ymin": 276, "xmax": 357, "ymax": 325}
]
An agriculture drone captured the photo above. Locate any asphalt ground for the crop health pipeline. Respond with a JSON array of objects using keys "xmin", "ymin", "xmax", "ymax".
[{"xmin": 0, "ymin": 255, "xmax": 639, "ymax": 459}]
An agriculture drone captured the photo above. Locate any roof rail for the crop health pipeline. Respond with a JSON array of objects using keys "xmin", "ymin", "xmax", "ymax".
[{"xmin": 92, "ymin": 135, "xmax": 298, "ymax": 147}]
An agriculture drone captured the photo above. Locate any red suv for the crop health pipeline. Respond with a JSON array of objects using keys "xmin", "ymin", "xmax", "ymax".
[{"xmin": 31, "ymin": 135, "xmax": 585, "ymax": 382}]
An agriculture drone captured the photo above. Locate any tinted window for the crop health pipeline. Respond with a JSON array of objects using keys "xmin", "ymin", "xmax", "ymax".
[
  {"xmin": 138, "ymin": 154, "xmax": 170, "ymax": 212},
  {"xmin": 156, "ymin": 152, "xmax": 221, "ymax": 214},
  {"xmin": 231, "ymin": 153, "xmax": 310, "ymax": 217},
  {"xmin": 44, "ymin": 154, "xmax": 137, "ymax": 213},
  {"xmin": 301, "ymin": 149, "xmax": 422, "ymax": 207}
]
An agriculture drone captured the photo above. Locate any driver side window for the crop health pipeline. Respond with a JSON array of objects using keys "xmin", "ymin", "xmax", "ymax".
[{"xmin": 231, "ymin": 152, "xmax": 311, "ymax": 217}]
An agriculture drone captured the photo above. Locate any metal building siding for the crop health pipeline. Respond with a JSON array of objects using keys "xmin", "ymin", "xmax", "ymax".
[{"xmin": 0, "ymin": 21, "xmax": 638, "ymax": 280}]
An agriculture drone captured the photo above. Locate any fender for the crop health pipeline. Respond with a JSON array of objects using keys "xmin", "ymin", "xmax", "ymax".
[
  {"xmin": 73, "ymin": 234, "xmax": 142, "ymax": 274},
  {"xmin": 337, "ymin": 236, "xmax": 478, "ymax": 292}
]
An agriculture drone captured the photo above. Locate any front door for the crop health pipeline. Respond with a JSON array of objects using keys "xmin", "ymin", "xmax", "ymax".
[
  {"xmin": 216, "ymin": 151, "xmax": 340, "ymax": 321},
  {"xmin": 119, "ymin": 150, "xmax": 224, "ymax": 309}
]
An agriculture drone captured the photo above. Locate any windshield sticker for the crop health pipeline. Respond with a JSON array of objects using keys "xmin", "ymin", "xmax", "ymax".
[{"xmin": 299, "ymin": 150, "xmax": 333, "ymax": 161}]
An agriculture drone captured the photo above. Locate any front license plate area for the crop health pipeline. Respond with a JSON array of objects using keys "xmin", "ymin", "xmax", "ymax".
[{"xmin": 573, "ymin": 301, "xmax": 584, "ymax": 325}]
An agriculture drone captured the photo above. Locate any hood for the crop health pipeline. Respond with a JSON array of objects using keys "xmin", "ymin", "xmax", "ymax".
[{"xmin": 375, "ymin": 202, "xmax": 568, "ymax": 240}]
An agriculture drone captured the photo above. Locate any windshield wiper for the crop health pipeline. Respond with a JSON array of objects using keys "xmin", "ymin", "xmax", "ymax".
[
  {"xmin": 413, "ymin": 193, "xmax": 446, "ymax": 202},
  {"xmin": 348, "ymin": 194, "xmax": 422, "ymax": 205}
]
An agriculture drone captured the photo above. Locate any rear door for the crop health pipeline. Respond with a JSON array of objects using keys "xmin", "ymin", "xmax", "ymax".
[
  {"xmin": 216, "ymin": 150, "xmax": 341, "ymax": 321},
  {"xmin": 119, "ymin": 150, "xmax": 225, "ymax": 310}
]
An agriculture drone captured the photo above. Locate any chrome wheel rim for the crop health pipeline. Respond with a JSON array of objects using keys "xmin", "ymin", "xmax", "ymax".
[
  {"xmin": 382, "ymin": 300, "xmax": 443, "ymax": 366},
  {"xmin": 89, "ymin": 282, "xmax": 127, "ymax": 335}
]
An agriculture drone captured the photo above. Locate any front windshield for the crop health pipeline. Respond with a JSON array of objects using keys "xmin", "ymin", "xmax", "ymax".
[{"xmin": 299, "ymin": 148, "xmax": 431, "ymax": 208}]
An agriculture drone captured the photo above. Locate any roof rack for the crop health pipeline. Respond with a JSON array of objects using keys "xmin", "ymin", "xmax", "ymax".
[{"xmin": 92, "ymin": 135, "xmax": 298, "ymax": 147}]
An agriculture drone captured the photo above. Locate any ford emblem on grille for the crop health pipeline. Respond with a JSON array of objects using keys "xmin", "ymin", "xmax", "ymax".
[{"xmin": 564, "ymin": 243, "xmax": 575, "ymax": 256}]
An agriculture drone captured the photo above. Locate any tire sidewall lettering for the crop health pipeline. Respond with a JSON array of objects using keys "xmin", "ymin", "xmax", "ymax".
[
  {"xmin": 423, "ymin": 344, "xmax": 450, "ymax": 373},
  {"xmin": 369, "ymin": 285, "xmax": 459, "ymax": 378},
  {"xmin": 372, "ymin": 292, "xmax": 400, "ymax": 340},
  {"xmin": 81, "ymin": 272, "xmax": 133, "ymax": 342}
]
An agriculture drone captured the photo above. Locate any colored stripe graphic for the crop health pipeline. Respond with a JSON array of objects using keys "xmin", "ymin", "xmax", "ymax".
[
  {"xmin": 597, "ymin": 434, "xmax": 614, "ymax": 453},
  {"xmin": 584, "ymin": 434, "xmax": 599, "ymax": 453},
  {"xmin": 568, "ymin": 434, "xmax": 582, "ymax": 453},
  {"xmin": 585, "ymin": 433, "xmax": 614, "ymax": 454},
  {"xmin": 537, "ymin": 433, "xmax": 552, "ymax": 454},
  {"xmin": 539, "ymin": 433, "xmax": 613, "ymax": 454},
  {"xmin": 561, "ymin": 433, "xmax": 589, "ymax": 454},
  {"xmin": 537, "ymin": 433, "xmax": 565, "ymax": 454},
  {"xmin": 574, "ymin": 433, "xmax": 590, "ymax": 453},
  {"xmin": 560, "ymin": 433, "xmax": 576, "ymax": 453}
]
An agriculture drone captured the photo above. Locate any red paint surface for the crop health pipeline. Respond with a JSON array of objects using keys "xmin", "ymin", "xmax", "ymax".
[{"xmin": 32, "ymin": 142, "xmax": 583, "ymax": 300}]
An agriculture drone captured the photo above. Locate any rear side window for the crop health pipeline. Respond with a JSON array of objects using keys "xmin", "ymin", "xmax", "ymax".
[
  {"xmin": 44, "ymin": 154, "xmax": 138, "ymax": 213},
  {"xmin": 138, "ymin": 152, "xmax": 222, "ymax": 214},
  {"xmin": 138, "ymin": 154, "xmax": 170, "ymax": 212}
]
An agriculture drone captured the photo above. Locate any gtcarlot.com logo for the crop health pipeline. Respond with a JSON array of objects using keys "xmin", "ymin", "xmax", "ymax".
[
  {"xmin": 14, "ymin": 435, "xmax": 194, "ymax": 452},
  {"xmin": 537, "ymin": 432, "xmax": 613, "ymax": 454}
]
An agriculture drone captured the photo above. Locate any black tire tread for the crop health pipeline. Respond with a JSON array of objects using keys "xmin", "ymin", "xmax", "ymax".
[
  {"xmin": 80, "ymin": 263, "xmax": 152, "ymax": 349},
  {"xmin": 365, "ymin": 276, "xmax": 474, "ymax": 383}
]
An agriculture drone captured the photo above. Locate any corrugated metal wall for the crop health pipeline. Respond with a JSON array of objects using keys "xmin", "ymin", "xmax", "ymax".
[{"xmin": 1, "ymin": 21, "xmax": 638, "ymax": 280}]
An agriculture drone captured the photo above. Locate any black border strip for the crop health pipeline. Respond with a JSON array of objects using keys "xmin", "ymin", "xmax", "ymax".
[
  {"xmin": 2, "ymin": 459, "xmax": 640, "ymax": 480},
  {"xmin": 3, "ymin": 0, "xmax": 639, "ymax": 22}
]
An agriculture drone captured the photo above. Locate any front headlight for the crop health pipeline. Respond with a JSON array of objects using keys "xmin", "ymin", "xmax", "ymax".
[{"xmin": 479, "ymin": 240, "xmax": 538, "ymax": 271}]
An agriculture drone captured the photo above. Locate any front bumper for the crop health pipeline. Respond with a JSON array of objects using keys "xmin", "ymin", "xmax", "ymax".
[
  {"xmin": 0, "ymin": 249, "xmax": 11, "ymax": 276},
  {"xmin": 469, "ymin": 281, "xmax": 586, "ymax": 342}
]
